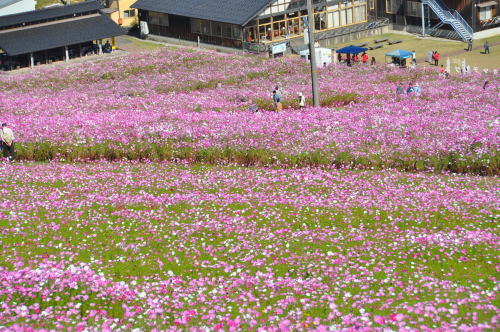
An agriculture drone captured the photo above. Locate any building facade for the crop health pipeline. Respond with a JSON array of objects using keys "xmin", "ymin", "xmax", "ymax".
[
  {"xmin": 0, "ymin": 1, "xmax": 124, "ymax": 70},
  {"xmin": 132, "ymin": 0, "xmax": 374, "ymax": 50},
  {"xmin": 105, "ymin": 0, "xmax": 138, "ymax": 27},
  {"xmin": 370, "ymin": 0, "xmax": 499, "ymax": 34}
]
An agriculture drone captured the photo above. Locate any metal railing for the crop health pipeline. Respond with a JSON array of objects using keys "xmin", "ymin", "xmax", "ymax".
[{"xmin": 423, "ymin": 0, "xmax": 473, "ymax": 40}]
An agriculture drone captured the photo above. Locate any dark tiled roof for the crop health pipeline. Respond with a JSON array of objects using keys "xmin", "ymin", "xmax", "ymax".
[
  {"xmin": 131, "ymin": 0, "xmax": 274, "ymax": 25},
  {"xmin": 0, "ymin": 1, "xmax": 102, "ymax": 29},
  {"xmin": 0, "ymin": 15, "xmax": 124, "ymax": 55}
]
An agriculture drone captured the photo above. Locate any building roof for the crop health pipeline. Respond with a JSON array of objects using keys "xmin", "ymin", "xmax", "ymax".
[
  {"xmin": 131, "ymin": 0, "xmax": 274, "ymax": 26},
  {"xmin": 0, "ymin": 14, "xmax": 124, "ymax": 55},
  {"xmin": 477, "ymin": 1, "xmax": 497, "ymax": 8},
  {"xmin": 0, "ymin": 0, "xmax": 102, "ymax": 29}
]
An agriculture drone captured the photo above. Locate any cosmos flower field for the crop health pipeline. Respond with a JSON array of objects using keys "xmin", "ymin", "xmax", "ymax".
[
  {"xmin": 0, "ymin": 47, "xmax": 498, "ymax": 330},
  {"xmin": 0, "ymin": 47, "xmax": 498, "ymax": 173}
]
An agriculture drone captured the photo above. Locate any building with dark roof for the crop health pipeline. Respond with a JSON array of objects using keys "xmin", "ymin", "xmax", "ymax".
[
  {"xmin": 131, "ymin": 0, "xmax": 378, "ymax": 51},
  {"xmin": 0, "ymin": 1, "xmax": 124, "ymax": 70}
]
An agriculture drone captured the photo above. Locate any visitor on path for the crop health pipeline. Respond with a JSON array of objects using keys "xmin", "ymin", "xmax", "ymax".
[
  {"xmin": 354, "ymin": 54, "xmax": 359, "ymax": 63},
  {"xmin": 484, "ymin": 40, "xmax": 490, "ymax": 54},
  {"xmin": 440, "ymin": 65, "xmax": 445, "ymax": 75},
  {"xmin": 433, "ymin": 51, "xmax": 440, "ymax": 66},
  {"xmin": 1, "ymin": 123, "xmax": 15, "ymax": 161},
  {"xmin": 362, "ymin": 52, "xmax": 368, "ymax": 64},
  {"xmin": 298, "ymin": 92, "xmax": 305, "ymax": 109},
  {"xmin": 412, "ymin": 50, "xmax": 416, "ymax": 64},
  {"xmin": 467, "ymin": 39, "xmax": 473, "ymax": 52},
  {"xmin": 337, "ymin": 53, "xmax": 342, "ymax": 63},
  {"xmin": 371, "ymin": 56, "xmax": 376, "ymax": 65}
]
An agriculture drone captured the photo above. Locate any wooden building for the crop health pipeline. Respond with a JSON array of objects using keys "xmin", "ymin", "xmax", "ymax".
[
  {"xmin": 0, "ymin": 1, "xmax": 124, "ymax": 70},
  {"xmin": 131, "ymin": 0, "xmax": 373, "ymax": 50}
]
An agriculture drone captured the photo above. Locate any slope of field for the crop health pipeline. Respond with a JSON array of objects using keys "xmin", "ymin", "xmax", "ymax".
[{"xmin": 0, "ymin": 48, "xmax": 498, "ymax": 174}]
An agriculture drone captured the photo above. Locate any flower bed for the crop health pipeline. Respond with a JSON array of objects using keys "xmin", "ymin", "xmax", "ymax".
[
  {"xmin": 0, "ymin": 48, "xmax": 498, "ymax": 174},
  {"xmin": 0, "ymin": 162, "xmax": 498, "ymax": 330}
]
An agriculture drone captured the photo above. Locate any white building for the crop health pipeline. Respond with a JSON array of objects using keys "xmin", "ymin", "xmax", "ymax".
[{"xmin": 0, "ymin": 0, "xmax": 36, "ymax": 17}]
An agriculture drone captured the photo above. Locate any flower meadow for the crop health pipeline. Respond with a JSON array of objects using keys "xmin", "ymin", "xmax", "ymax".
[
  {"xmin": 0, "ymin": 47, "xmax": 498, "ymax": 174},
  {"xmin": 0, "ymin": 47, "xmax": 499, "ymax": 331},
  {"xmin": 0, "ymin": 162, "xmax": 498, "ymax": 330}
]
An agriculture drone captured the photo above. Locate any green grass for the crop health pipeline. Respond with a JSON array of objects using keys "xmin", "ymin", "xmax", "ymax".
[
  {"xmin": 120, "ymin": 36, "xmax": 167, "ymax": 51},
  {"xmin": 0, "ymin": 164, "xmax": 497, "ymax": 329}
]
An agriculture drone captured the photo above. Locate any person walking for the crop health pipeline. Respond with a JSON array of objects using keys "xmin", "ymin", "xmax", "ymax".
[
  {"xmin": 484, "ymin": 40, "xmax": 490, "ymax": 54},
  {"xmin": 467, "ymin": 39, "xmax": 473, "ymax": 52},
  {"xmin": 371, "ymin": 56, "xmax": 376, "ymax": 65},
  {"xmin": 412, "ymin": 50, "xmax": 416, "ymax": 64},
  {"xmin": 1, "ymin": 123, "xmax": 15, "ymax": 161}
]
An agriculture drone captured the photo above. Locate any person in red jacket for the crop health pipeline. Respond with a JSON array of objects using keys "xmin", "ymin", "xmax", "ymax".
[
  {"xmin": 434, "ymin": 51, "xmax": 440, "ymax": 66},
  {"xmin": 362, "ymin": 52, "xmax": 368, "ymax": 64},
  {"xmin": 354, "ymin": 54, "xmax": 359, "ymax": 62}
]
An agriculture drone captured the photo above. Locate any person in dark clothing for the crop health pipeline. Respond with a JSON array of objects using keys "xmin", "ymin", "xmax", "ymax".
[
  {"xmin": 484, "ymin": 40, "xmax": 490, "ymax": 54},
  {"xmin": 103, "ymin": 40, "xmax": 112, "ymax": 53}
]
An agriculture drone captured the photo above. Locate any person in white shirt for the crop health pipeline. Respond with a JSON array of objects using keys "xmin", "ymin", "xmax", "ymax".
[
  {"xmin": 298, "ymin": 92, "xmax": 305, "ymax": 109},
  {"xmin": 1, "ymin": 123, "xmax": 15, "ymax": 161}
]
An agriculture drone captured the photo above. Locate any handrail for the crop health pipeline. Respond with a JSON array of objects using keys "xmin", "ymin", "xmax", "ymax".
[{"xmin": 423, "ymin": 0, "xmax": 473, "ymax": 39}]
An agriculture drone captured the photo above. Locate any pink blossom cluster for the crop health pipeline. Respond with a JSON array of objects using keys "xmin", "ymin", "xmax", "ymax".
[
  {"xmin": 0, "ymin": 162, "xmax": 497, "ymax": 330},
  {"xmin": 0, "ymin": 48, "xmax": 498, "ymax": 165}
]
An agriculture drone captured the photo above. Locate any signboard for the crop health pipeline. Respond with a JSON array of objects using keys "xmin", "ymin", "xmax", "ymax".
[
  {"xmin": 140, "ymin": 21, "xmax": 149, "ymax": 35},
  {"xmin": 271, "ymin": 42, "xmax": 287, "ymax": 55}
]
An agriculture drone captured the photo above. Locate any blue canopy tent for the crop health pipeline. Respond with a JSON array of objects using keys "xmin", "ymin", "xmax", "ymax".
[
  {"xmin": 336, "ymin": 45, "xmax": 368, "ymax": 54},
  {"xmin": 385, "ymin": 49, "xmax": 413, "ymax": 67}
]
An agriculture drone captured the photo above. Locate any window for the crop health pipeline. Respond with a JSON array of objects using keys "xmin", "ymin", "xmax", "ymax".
[
  {"xmin": 123, "ymin": 10, "xmax": 135, "ymax": 18},
  {"xmin": 406, "ymin": 1, "xmax": 420, "ymax": 17},
  {"xmin": 479, "ymin": 6, "xmax": 493, "ymax": 21},
  {"xmin": 386, "ymin": 0, "xmax": 393, "ymax": 14},
  {"xmin": 369, "ymin": 0, "xmax": 375, "ymax": 10},
  {"xmin": 149, "ymin": 11, "xmax": 169, "ymax": 26},
  {"xmin": 191, "ymin": 18, "xmax": 202, "ymax": 33}
]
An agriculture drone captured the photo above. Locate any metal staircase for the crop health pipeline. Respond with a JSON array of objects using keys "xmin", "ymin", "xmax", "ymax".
[{"xmin": 422, "ymin": 0, "xmax": 473, "ymax": 41}]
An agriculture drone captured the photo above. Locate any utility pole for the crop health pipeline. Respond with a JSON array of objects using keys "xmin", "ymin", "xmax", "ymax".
[{"xmin": 306, "ymin": 0, "xmax": 320, "ymax": 107}]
